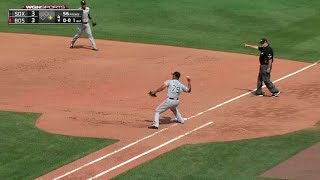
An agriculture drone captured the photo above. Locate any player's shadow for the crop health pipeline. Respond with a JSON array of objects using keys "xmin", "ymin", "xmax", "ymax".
[
  {"xmin": 72, "ymin": 45, "xmax": 92, "ymax": 50},
  {"xmin": 144, "ymin": 116, "xmax": 175, "ymax": 125}
]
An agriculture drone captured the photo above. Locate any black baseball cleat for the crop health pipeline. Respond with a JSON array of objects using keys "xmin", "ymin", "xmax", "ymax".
[
  {"xmin": 92, "ymin": 48, "xmax": 99, "ymax": 51},
  {"xmin": 148, "ymin": 125, "xmax": 159, "ymax": 129},
  {"xmin": 70, "ymin": 44, "xmax": 74, "ymax": 48},
  {"xmin": 253, "ymin": 91, "xmax": 265, "ymax": 96},
  {"xmin": 272, "ymin": 91, "xmax": 281, "ymax": 97}
]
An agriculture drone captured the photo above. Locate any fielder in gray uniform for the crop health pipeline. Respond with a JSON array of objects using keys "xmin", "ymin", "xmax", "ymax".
[
  {"xmin": 70, "ymin": 0, "xmax": 98, "ymax": 51},
  {"xmin": 148, "ymin": 72, "xmax": 191, "ymax": 129}
]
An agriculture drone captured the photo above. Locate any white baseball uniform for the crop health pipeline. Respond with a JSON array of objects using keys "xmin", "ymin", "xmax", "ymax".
[
  {"xmin": 152, "ymin": 79, "xmax": 189, "ymax": 128},
  {"xmin": 70, "ymin": 7, "xmax": 97, "ymax": 49}
]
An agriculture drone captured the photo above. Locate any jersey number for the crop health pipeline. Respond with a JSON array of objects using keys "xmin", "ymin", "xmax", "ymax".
[{"xmin": 172, "ymin": 85, "xmax": 180, "ymax": 93}]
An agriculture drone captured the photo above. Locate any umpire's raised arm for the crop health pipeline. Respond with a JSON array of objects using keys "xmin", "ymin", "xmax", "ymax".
[{"xmin": 244, "ymin": 43, "xmax": 259, "ymax": 50}]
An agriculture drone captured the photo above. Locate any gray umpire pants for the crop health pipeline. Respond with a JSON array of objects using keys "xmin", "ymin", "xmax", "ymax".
[
  {"xmin": 71, "ymin": 23, "xmax": 97, "ymax": 49},
  {"xmin": 256, "ymin": 65, "xmax": 278, "ymax": 94},
  {"xmin": 153, "ymin": 98, "xmax": 185, "ymax": 127}
]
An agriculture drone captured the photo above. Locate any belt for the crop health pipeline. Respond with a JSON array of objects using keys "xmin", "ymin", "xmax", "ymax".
[
  {"xmin": 169, "ymin": 97, "xmax": 179, "ymax": 100},
  {"xmin": 82, "ymin": 22, "xmax": 88, "ymax": 24}
]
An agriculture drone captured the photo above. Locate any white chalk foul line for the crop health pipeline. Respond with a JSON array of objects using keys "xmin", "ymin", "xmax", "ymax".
[
  {"xmin": 186, "ymin": 61, "xmax": 319, "ymax": 120},
  {"xmin": 273, "ymin": 62, "xmax": 318, "ymax": 83},
  {"xmin": 53, "ymin": 61, "xmax": 318, "ymax": 179},
  {"xmin": 87, "ymin": 61, "xmax": 318, "ymax": 179},
  {"xmin": 53, "ymin": 125, "xmax": 176, "ymax": 180},
  {"xmin": 88, "ymin": 121, "xmax": 213, "ymax": 179}
]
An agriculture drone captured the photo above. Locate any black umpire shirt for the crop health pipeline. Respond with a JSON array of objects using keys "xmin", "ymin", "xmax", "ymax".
[{"xmin": 258, "ymin": 46, "xmax": 273, "ymax": 65}]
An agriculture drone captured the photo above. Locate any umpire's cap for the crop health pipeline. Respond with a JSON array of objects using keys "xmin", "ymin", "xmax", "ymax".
[
  {"xmin": 172, "ymin": 71, "xmax": 181, "ymax": 79},
  {"xmin": 81, "ymin": 0, "xmax": 86, "ymax": 5},
  {"xmin": 260, "ymin": 38, "xmax": 268, "ymax": 44}
]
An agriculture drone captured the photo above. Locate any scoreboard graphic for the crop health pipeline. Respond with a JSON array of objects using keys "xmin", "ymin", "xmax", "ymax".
[{"xmin": 8, "ymin": 9, "xmax": 83, "ymax": 24}]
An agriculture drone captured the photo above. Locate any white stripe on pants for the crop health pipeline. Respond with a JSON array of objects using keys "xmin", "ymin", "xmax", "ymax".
[
  {"xmin": 71, "ymin": 23, "xmax": 97, "ymax": 49},
  {"xmin": 153, "ymin": 99, "xmax": 184, "ymax": 127}
]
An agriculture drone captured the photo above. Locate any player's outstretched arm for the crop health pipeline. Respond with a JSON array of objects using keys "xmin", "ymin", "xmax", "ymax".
[
  {"xmin": 186, "ymin": 76, "xmax": 191, "ymax": 93},
  {"xmin": 244, "ymin": 43, "xmax": 259, "ymax": 50},
  {"xmin": 150, "ymin": 84, "xmax": 167, "ymax": 95}
]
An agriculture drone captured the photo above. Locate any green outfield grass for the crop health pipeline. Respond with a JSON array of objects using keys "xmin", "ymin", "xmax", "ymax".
[
  {"xmin": 114, "ymin": 126, "xmax": 320, "ymax": 180},
  {"xmin": 1, "ymin": 0, "xmax": 320, "ymax": 62},
  {"xmin": 0, "ymin": 111, "xmax": 117, "ymax": 179}
]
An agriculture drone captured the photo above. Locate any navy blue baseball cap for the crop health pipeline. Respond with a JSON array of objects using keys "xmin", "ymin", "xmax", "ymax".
[
  {"xmin": 81, "ymin": 0, "xmax": 86, "ymax": 5},
  {"xmin": 260, "ymin": 38, "xmax": 268, "ymax": 44},
  {"xmin": 172, "ymin": 71, "xmax": 181, "ymax": 78}
]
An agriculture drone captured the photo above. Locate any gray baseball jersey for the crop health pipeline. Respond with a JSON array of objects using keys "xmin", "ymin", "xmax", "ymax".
[
  {"xmin": 164, "ymin": 79, "xmax": 189, "ymax": 99},
  {"xmin": 81, "ymin": 7, "xmax": 90, "ymax": 23}
]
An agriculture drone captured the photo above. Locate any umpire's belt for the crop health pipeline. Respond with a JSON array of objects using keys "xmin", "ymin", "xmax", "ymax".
[{"xmin": 169, "ymin": 97, "xmax": 179, "ymax": 100}]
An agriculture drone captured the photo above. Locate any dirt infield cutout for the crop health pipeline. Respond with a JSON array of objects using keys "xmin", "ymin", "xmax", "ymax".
[{"xmin": 262, "ymin": 142, "xmax": 320, "ymax": 180}]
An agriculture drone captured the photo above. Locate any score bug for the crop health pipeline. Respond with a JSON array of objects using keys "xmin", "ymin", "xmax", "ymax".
[{"xmin": 8, "ymin": 9, "xmax": 83, "ymax": 24}]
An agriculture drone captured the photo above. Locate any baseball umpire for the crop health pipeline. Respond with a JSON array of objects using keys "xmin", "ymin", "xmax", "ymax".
[
  {"xmin": 245, "ymin": 38, "xmax": 280, "ymax": 97},
  {"xmin": 70, "ymin": 0, "xmax": 98, "ymax": 51}
]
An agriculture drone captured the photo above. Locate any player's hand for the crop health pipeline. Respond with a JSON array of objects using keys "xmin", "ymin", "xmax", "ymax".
[
  {"xmin": 148, "ymin": 91, "xmax": 157, "ymax": 97},
  {"xmin": 186, "ymin": 76, "xmax": 191, "ymax": 82},
  {"xmin": 92, "ymin": 21, "xmax": 97, "ymax": 27}
]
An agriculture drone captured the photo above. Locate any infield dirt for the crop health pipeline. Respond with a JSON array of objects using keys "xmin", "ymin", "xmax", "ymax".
[{"xmin": 1, "ymin": 32, "xmax": 319, "ymax": 179}]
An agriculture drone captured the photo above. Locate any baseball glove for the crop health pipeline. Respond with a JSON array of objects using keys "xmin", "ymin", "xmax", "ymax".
[
  {"xmin": 92, "ymin": 21, "xmax": 97, "ymax": 27},
  {"xmin": 148, "ymin": 91, "xmax": 157, "ymax": 97}
]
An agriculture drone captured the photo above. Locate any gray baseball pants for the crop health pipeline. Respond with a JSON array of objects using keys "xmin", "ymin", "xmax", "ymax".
[
  {"xmin": 71, "ymin": 23, "xmax": 97, "ymax": 49},
  {"xmin": 256, "ymin": 65, "xmax": 278, "ymax": 94},
  {"xmin": 153, "ymin": 98, "xmax": 185, "ymax": 127}
]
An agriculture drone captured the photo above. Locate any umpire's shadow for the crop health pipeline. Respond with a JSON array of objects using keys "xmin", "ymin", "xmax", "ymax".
[
  {"xmin": 144, "ymin": 116, "xmax": 174, "ymax": 125},
  {"xmin": 234, "ymin": 88, "xmax": 273, "ymax": 97},
  {"xmin": 234, "ymin": 88, "xmax": 253, "ymax": 92}
]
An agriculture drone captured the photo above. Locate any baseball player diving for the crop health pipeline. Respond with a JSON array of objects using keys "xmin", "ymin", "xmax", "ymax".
[
  {"xmin": 70, "ymin": 0, "xmax": 98, "ymax": 51},
  {"xmin": 148, "ymin": 72, "xmax": 191, "ymax": 129}
]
